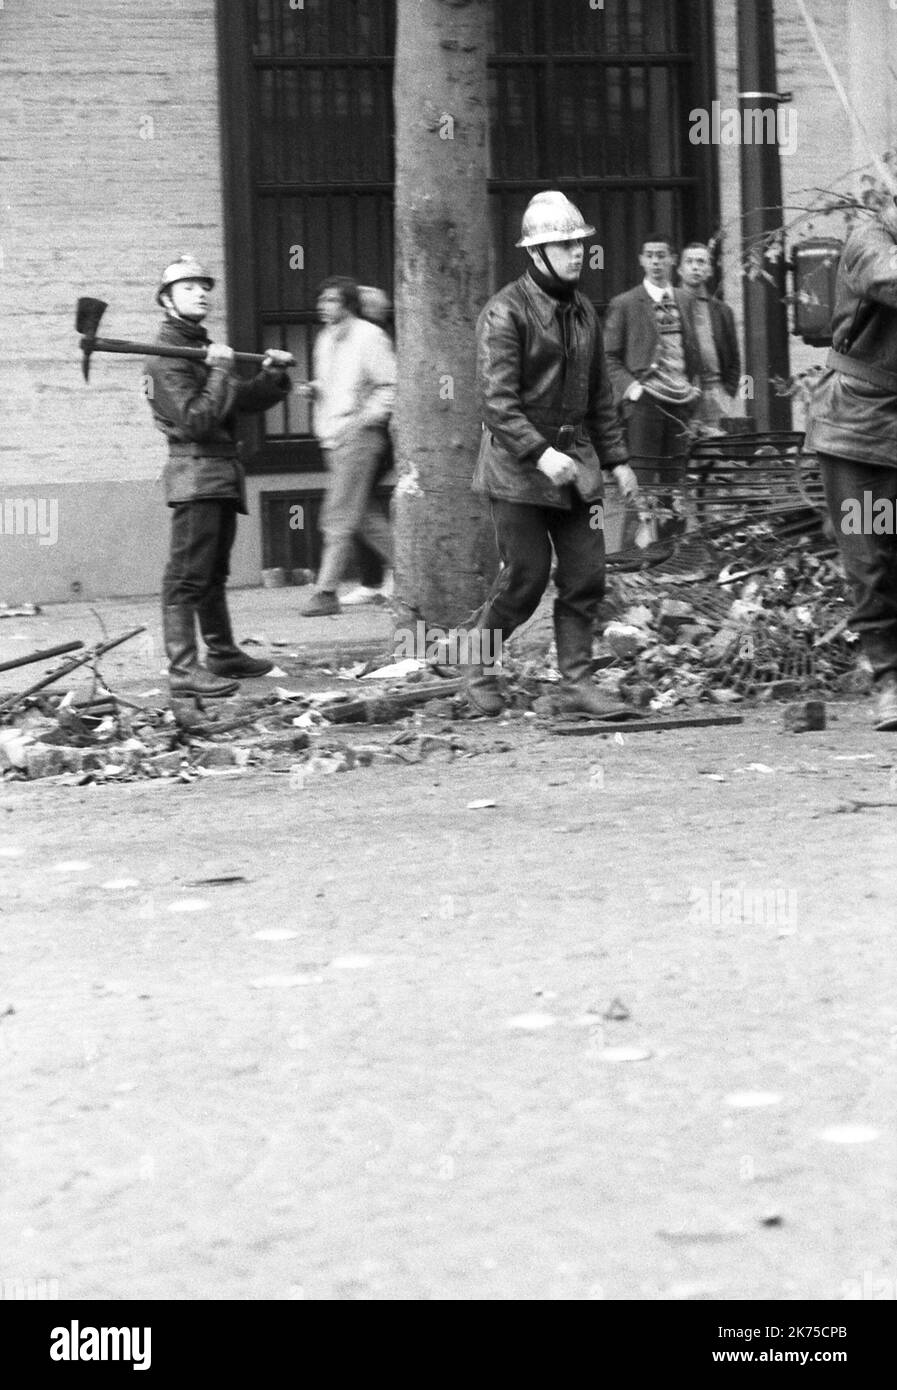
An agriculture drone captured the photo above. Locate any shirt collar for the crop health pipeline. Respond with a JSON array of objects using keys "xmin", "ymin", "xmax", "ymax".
[{"xmin": 643, "ymin": 278, "xmax": 675, "ymax": 303}]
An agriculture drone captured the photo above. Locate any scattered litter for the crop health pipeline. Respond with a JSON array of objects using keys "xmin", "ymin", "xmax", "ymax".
[
  {"xmin": 268, "ymin": 667, "xmax": 287, "ymax": 678},
  {"xmin": 602, "ymin": 997, "xmax": 631, "ymax": 1022},
  {"xmin": 362, "ymin": 658, "xmax": 427, "ymax": 680},
  {"xmin": 467, "ymin": 799, "xmax": 497, "ymax": 810},
  {"xmin": 330, "ymin": 954, "xmax": 376, "ymax": 969},
  {"xmin": 0, "ymin": 603, "xmax": 41, "ymax": 619},
  {"xmin": 818, "ymin": 1125, "xmax": 879, "ymax": 1145},
  {"xmin": 185, "ymin": 875, "xmax": 248, "ymax": 887},
  {"xmin": 274, "ymin": 687, "xmax": 307, "ymax": 701},
  {"xmin": 292, "ymin": 709, "xmax": 328, "ymax": 730},
  {"xmin": 100, "ymin": 878, "xmax": 141, "ymax": 891},
  {"xmin": 0, "ymin": 730, "xmax": 32, "ymax": 769},
  {"xmin": 599, "ymin": 1046, "xmax": 652, "ymax": 1062},
  {"xmin": 51, "ymin": 860, "xmax": 91, "ymax": 873},
  {"xmin": 166, "ymin": 898, "xmax": 211, "ymax": 913},
  {"xmin": 505, "ymin": 1013, "xmax": 557, "ymax": 1031},
  {"xmin": 724, "ymin": 1091, "xmax": 782, "ymax": 1108},
  {"xmin": 759, "ymin": 1213, "xmax": 784, "ymax": 1228},
  {"xmin": 658, "ymin": 1225, "xmax": 745, "ymax": 1245},
  {"xmin": 782, "ymin": 699, "xmax": 826, "ymax": 733},
  {"xmin": 745, "ymin": 763, "xmax": 775, "ymax": 774},
  {"xmin": 251, "ymin": 974, "xmax": 325, "ymax": 989}
]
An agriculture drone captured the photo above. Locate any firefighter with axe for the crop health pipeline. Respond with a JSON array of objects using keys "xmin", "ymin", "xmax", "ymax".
[{"xmin": 144, "ymin": 256, "xmax": 295, "ymax": 698}]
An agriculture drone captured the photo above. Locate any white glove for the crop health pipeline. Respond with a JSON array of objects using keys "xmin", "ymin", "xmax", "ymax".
[
  {"xmin": 625, "ymin": 381, "xmax": 644, "ymax": 403},
  {"xmin": 613, "ymin": 463, "xmax": 640, "ymax": 501},
  {"xmin": 537, "ymin": 447, "xmax": 577, "ymax": 487},
  {"xmin": 262, "ymin": 348, "xmax": 296, "ymax": 373},
  {"xmin": 205, "ymin": 342, "xmax": 235, "ymax": 367}
]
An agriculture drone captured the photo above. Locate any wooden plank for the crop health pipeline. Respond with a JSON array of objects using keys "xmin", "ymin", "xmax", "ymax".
[{"xmin": 550, "ymin": 712, "xmax": 745, "ymax": 736}]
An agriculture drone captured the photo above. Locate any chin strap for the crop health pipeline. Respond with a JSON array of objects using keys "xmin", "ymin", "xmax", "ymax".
[{"xmin": 536, "ymin": 245, "xmax": 562, "ymax": 282}]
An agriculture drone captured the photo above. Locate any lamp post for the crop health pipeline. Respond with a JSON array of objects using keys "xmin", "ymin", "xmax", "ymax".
[{"xmin": 738, "ymin": 0, "xmax": 792, "ymax": 431}]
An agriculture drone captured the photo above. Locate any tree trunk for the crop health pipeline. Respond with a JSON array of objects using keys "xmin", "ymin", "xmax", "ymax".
[{"xmin": 392, "ymin": 0, "xmax": 495, "ymax": 630}]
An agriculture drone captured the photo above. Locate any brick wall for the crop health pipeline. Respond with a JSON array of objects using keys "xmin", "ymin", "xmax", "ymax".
[{"xmin": 0, "ymin": 0, "xmax": 225, "ymax": 488}]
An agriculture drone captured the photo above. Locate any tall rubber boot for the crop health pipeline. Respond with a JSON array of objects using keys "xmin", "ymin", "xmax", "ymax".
[
  {"xmin": 463, "ymin": 609, "xmax": 506, "ymax": 717},
  {"xmin": 197, "ymin": 591, "xmax": 273, "ymax": 678},
  {"xmin": 553, "ymin": 608, "xmax": 627, "ymax": 719},
  {"xmin": 163, "ymin": 604, "xmax": 239, "ymax": 698}
]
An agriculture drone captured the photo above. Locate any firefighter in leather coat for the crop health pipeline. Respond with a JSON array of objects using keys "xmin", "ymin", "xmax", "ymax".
[
  {"xmin": 466, "ymin": 191, "xmax": 639, "ymax": 717},
  {"xmin": 146, "ymin": 256, "xmax": 294, "ymax": 698},
  {"xmin": 805, "ymin": 198, "xmax": 897, "ymax": 731}
]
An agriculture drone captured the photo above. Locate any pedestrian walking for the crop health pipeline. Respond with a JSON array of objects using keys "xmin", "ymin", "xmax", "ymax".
[
  {"xmin": 299, "ymin": 276, "xmax": 396, "ymax": 617},
  {"xmin": 146, "ymin": 256, "xmax": 294, "ymax": 698},
  {"xmin": 466, "ymin": 190, "xmax": 639, "ymax": 718}
]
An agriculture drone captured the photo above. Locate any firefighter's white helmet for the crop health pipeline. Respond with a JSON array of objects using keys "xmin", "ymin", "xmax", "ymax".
[{"xmin": 516, "ymin": 191, "xmax": 595, "ymax": 248}]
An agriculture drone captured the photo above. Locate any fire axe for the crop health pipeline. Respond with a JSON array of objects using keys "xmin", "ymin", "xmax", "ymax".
[{"xmin": 76, "ymin": 298, "xmax": 302, "ymax": 383}]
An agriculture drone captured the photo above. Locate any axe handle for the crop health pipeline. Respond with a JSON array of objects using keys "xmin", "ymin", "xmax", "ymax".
[{"xmin": 82, "ymin": 337, "xmax": 268, "ymax": 366}]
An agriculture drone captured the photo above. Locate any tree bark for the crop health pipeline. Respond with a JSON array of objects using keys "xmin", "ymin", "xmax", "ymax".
[{"xmin": 392, "ymin": 0, "xmax": 495, "ymax": 630}]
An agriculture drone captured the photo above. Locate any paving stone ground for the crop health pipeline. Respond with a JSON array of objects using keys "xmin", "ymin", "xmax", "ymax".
[{"xmin": 1, "ymin": 595, "xmax": 895, "ymax": 1300}]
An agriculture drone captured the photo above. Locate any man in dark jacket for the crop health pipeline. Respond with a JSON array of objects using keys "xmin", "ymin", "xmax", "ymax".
[
  {"xmin": 677, "ymin": 241, "xmax": 741, "ymax": 432},
  {"xmin": 805, "ymin": 199, "xmax": 897, "ymax": 730},
  {"xmin": 146, "ymin": 256, "xmax": 294, "ymax": 698},
  {"xmin": 468, "ymin": 190, "xmax": 639, "ymax": 718},
  {"xmin": 604, "ymin": 235, "xmax": 703, "ymax": 542}
]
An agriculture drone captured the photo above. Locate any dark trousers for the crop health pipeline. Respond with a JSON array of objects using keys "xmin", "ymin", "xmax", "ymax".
[
  {"xmin": 819, "ymin": 452, "xmax": 897, "ymax": 680},
  {"xmin": 162, "ymin": 500, "xmax": 238, "ymax": 609},
  {"xmin": 622, "ymin": 393, "xmax": 694, "ymax": 544},
  {"xmin": 624, "ymin": 392, "xmax": 693, "ymax": 480},
  {"xmin": 480, "ymin": 496, "xmax": 606, "ymax": 640}
]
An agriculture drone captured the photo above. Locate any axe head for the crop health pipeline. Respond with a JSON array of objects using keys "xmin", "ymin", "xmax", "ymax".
[{"xmin": 76, "ymin": 297, "xmax": 107, "ymax": 381}]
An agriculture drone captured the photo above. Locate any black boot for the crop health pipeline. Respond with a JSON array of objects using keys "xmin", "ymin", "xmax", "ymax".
[
  {"xmin": 874, "ymin": 671, "xmax": 897, "ymax": 731},
  {"xmin": 462, "ymin": 609, "xmax": 506, "ymax": 716},
  {"xmin": 553, "ymin": 608, "xmax": 627, "ymax": 719},
  {"xmin": 198, "ymin": 591, "xmax": 273, "ymax": 678},
  {"xmin": 163, "ymin": 605, "xmax": 239, "ymax": 698}
]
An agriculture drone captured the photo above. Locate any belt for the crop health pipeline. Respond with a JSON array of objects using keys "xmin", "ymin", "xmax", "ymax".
[
  {"xmin": 827, "ymin": 350, "xmax": 897, "ymax": 393},
  {"xmin": 554, "ymin": 424, "xmax": 581, "ymax": 449},
  {"xmin": 168, "ymin": 442, "xmax": 239, "ymax": 458}
]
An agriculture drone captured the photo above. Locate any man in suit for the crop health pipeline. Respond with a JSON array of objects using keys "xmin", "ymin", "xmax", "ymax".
[
  {"xmin": 677, "ymin": 241, "xmax": 742, "ymax": 434},
  {"xmin": 604, "ymin": 235, "xmax": 702, "ymax": 542}
]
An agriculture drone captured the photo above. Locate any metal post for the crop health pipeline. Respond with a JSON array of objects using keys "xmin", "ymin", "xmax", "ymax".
[{"xmin": 737, "ymin": 0, "xmax": 792, "ymax": 431}]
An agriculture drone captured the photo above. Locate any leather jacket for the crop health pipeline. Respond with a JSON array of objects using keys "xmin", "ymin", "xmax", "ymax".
[
  {"xmin": 146, "ymin": 317, "xmax": 291, "ymax": 510},
  {"xmin": 805, "ymin": 206, "xmax": 897, "ymax": 468},
  {"xmin": 473, "ymin": 272, "xmax": 629, "ymax": 508}
]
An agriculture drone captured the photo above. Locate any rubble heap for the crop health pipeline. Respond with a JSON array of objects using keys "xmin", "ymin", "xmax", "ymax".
[{"xmin": 593, "ymin": 526, "xmax": 861, "ymax": 711}]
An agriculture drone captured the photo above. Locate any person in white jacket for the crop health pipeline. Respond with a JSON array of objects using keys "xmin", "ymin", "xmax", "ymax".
[{"xmin": 299, "ymin": 276, "xmax": 396, "ymax": 616}]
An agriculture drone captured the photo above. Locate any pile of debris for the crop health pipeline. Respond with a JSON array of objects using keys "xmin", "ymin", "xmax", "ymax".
[
  {"xmin": 0, "ymin": 631, "xmax": 511, "ymax": 784},
  {"xmin": 591, "ymin": 529, "xmax": 861, "ymax": 712}
]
